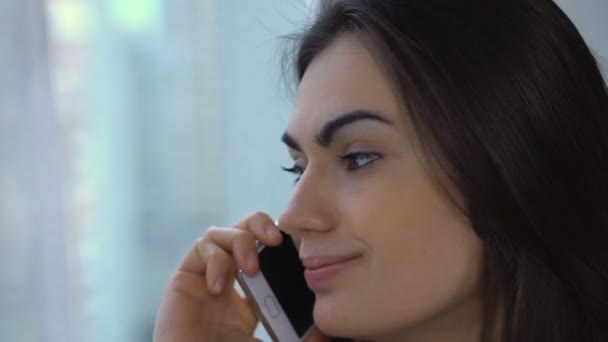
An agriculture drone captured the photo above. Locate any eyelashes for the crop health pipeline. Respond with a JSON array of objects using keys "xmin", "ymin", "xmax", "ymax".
[
  {"xmin": 281, "ymin": 152, "xmax": 383, "ymax": 183},
  {"xmin": 281, "ymin": 165, "xmax": 304, "ymax": 183}
]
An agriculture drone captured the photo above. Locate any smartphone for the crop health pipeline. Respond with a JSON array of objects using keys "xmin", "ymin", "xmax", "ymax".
[{"xmin": 237, "ymin": 231, "xmax": 315, "ymax": 342}]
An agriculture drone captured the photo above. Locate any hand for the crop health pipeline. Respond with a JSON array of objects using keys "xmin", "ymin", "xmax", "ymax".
[{"xmin": 153, "ymin": 211, "xmax": 330, "ymax": 342}]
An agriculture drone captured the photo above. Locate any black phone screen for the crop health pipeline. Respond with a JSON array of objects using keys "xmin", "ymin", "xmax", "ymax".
[{"xmin": 258, "ymin": 231, "xmax": 315, "ymax": 338}]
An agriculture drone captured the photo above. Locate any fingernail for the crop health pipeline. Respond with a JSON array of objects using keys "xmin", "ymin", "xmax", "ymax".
[
  {"xmin": 265, "ymin": 225, "xmax": 279, "ymax": 239},
  {"xmin": 214, "ymin": 277, "xmax": 225, "ymax": 294},
  {"xmin": 247, "ymin": 252, "xmax": 258, "ymax": 270}
]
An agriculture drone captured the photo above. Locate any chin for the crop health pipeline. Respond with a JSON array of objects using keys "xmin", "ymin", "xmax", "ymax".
[
  {"xmin": 312, "ymin": 293, "xmax": 418, "ymax": 341},
  {"xmin": 312, "ymin": 293, "xmax": 369, "ymax": 339}
]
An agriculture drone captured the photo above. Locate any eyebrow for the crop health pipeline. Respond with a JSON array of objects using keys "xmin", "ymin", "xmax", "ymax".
[{"xmin": 281, "ymin": 109, "xmax": 393, "ymax": 151}]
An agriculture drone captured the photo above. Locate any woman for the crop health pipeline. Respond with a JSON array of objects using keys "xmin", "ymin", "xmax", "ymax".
[{"xmin": 154, "ymin": 0, "xmax": 608, "ymax": 341}]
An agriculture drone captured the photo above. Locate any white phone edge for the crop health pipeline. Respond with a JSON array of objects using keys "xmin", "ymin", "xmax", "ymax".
[{"xmin": 236, "ymin": 246, "xmax": 315, "ymax": 342}]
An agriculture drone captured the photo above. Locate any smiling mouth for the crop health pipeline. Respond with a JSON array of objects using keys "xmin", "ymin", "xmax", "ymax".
[{"xmin": 301, "ymin": 255, "xmax": 361, "ymax": 289}]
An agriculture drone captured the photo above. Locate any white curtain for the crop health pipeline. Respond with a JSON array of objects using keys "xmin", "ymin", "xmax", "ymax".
[{"xmin": 0, "ymin": 0, "xmax": 74, "ymax": 341}]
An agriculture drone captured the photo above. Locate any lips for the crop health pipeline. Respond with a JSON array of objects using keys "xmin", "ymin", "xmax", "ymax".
[
  {"xmin": 300, "ymin": 254, "xmax": 362, "ymax": 289},
  {"xmin": 300, "ymin": 255, "xmax": 360, "ymax": 270}
]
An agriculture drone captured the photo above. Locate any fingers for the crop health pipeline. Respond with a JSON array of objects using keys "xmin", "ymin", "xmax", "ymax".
[
  {"xmin": 177, "ymin": 212, "xmax": 283, "ymax": 295},
  {"xmin": 205, "ymin": 227, "xmax": 260, "ymax": 273},
  {"xmin": 203, "ymin": 241, "xmax": 235, "ymax": 295},
  {"xmin": 177, "ymin": 228, "xmax": 253, "ymax": 295},
  {"xmin": 234, "ymin": 211, "xmax": 283, "ymax": 247}
]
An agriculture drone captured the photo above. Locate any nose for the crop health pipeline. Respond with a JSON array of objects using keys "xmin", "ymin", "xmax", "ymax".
[{"xmin": 277, "ymin": 171, "xmax": 335, "ymax": 238}]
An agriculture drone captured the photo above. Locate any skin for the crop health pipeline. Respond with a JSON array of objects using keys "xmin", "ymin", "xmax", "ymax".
[
  {"xmin": 153, "ymin": 213, "xmax": 328, "ymax": 342},
  {"xmin": 154, "ymin": 33, "xmax": 485, "ymax": 342}
]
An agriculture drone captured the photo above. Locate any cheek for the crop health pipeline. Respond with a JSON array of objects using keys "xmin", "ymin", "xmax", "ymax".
[
  {"xmin": 372, "ymin": 211, "xmax": 484, "ymax": 319},
  {"xmin": 329, "ymin": 169, "xmax": 484, "ymax": 334}
]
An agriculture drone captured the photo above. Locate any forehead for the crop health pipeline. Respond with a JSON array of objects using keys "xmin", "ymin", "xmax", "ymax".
[{"xmin": 288, "ymin": 33, "xmax": 403, "ymax": 134}]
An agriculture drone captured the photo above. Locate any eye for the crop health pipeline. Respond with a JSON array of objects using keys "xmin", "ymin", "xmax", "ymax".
[
  {"xmin": 340, "ymin": 152, "xmax": 382, "ymax": 171},
  {"xmin": 281, "ymin": 164, "xmax": 304, "ymax": 183}
]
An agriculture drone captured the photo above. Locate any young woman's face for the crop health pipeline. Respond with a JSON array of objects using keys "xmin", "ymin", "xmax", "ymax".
[{"xmin": 277, "ymin": 34, "xmax": 485, "ymax": 341}]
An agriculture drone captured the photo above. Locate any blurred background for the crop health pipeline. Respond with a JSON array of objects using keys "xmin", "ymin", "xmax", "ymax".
[{"xmin": 0, "ymin": 0, "xmax": 605, "ymax": 341}]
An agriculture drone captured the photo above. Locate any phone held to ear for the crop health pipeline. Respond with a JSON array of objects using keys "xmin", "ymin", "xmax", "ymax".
[{"xmin": 237, "ymin": 231, "xmax": 316, "ymax": 342}]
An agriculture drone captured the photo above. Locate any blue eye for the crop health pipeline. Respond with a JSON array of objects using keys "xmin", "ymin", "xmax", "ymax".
[
  {"xmin": 282, "ymin": 152, "xmax": 381, "ymax": 184},
  {"xmin": 341, "ymin": 152, "xmax": 382, "ymax": 171}
]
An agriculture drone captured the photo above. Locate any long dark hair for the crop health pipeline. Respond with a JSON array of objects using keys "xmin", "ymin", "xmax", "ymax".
[{"xmin": 285, "ymin": 0, "xmax": 608, "ymax": 341}]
